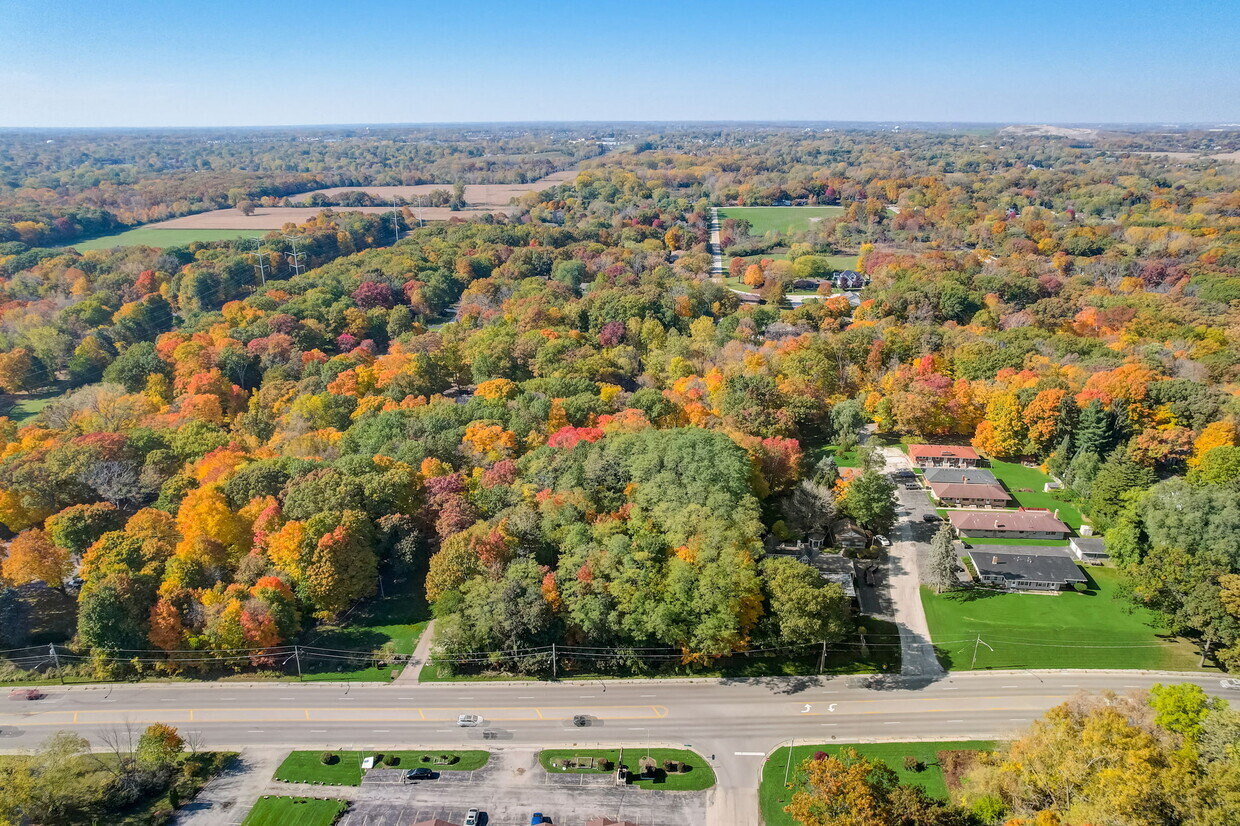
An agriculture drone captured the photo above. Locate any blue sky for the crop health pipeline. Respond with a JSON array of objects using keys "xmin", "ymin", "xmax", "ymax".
[{"xmin": 0, "ymin": 0, "xmax": 1236, "ymax": 127}]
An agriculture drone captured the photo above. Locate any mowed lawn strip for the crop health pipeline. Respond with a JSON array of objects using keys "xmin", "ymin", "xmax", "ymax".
[
  {"xmin": 273, "ymin": 750, "xmax": 489, "ymax": 785},
  {"xmin": 538, "ymin": 747, "xmax": 715, "ymax": 791},
  {"xmin": 717, "ymin": 206, "xmax": 845, "ymax": 236},
  {"xmin": 985, "ymin": 460, "xmax": 1085, "ymax": 530},
  {"xmin": 243, "ymin": 796, "xmax": 347, "ymax": 826},
  {"xmin": 920, "ymin": 567, "xmax": 1211, "ymax": 671},
  {"xmin": 760, "ymin": 741, "xmax": 997, "ymax": 826}
]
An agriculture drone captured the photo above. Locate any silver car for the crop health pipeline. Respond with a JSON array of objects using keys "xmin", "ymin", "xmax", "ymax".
[{"xmin": 457, "ymin": 714, "xmax": 482, "ymax": 727}]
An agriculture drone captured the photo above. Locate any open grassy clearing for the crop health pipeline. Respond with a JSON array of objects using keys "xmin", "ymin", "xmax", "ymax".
[
  {"xmin": 729, "ymin": 250, "xmax": 858, "ymax": 271},
  {"xmin": 273, "ymin": 750, "xmax": 489, "ymax": 786},
  {"xmin": 243, "ymin": 796, "xmax": 347, "ymax": 826},
  {"xmin": 986, "ymin": 460, "xmax": 1086, "ymax": 530},
  {"xmin": 718, "ymin": 206, "xmax": 846, "ymax": 236},
  {"xmin": 921, "ymin": 568, "xmax": 1211, "ymax": 671},
  {"xmin": 1, "ymin": 388, "xmax": 67, "ymax": 423},
  {"xmin": 70, "ymin": 227, "xmax": 266, "ymax": 250},
  {"xmin": 297, "ymin": 585, "xmax": 430, "ymax": 681},
  {"xmin": 760, "ymin": 741, "xmax": 996, "ymax": 826},
  {"xmin": 538, "ymin": 747, "xmax": 715, "ymax": 791}
]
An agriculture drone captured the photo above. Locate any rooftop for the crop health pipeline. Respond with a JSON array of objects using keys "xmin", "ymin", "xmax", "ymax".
[
  {"xmin": 928, "ymin": 482, "xmax": 1011, "ymax": 502},
  {"xmin": 908, "ymin": 444, "xmax": 980, "ymax": 460},
  {"xmin": 949, "ymin": 508, "xmax": 1069, "ymax": 534},
  {"xmin": 972, "ymin": 551, "xmax": 1088, "ymax": 586},
  {"xmin": 924, "ymin": 467, "xmax": 999, "ymax": 485}
]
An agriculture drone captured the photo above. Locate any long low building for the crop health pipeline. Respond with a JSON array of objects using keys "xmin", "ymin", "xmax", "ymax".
[
  {"xmin": 949, "ymin": 508, "xmax": 1070, "ymax": 540},
  {"xmin": 928, "ymin": 481, "xmax": 1012, "ymax": 508},
  {"xmin": 908, "ymin": 444, "xmax": 980, "ymax": 469},
  {"xmin": 971, "ymin": 550, "xmax": 1088, "ymax": 591},
  {"xmin": 924, "ymin": 467, "xmax": 998, "ymax": 486}
]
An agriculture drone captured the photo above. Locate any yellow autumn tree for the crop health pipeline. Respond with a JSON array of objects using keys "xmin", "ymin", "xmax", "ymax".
[{"xmin": 1189, "ymin": 420, "xmax": 1236, "ymax": 467}]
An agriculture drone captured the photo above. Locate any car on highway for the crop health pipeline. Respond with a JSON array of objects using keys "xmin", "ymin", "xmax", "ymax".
[
  {"xmin": 464, "ymin": 809, "xmax": 480, "ymax": 826},
  {"xmin": 874, "ymin": 535, "xmax": 892, "ymax": 547},
  {"xmin": 8, "ymin": 689, "xmax": 44, "ymax": 701},
  {"xmin": 1222, "ymin": 678, "xmax": 1240, "ymax": 690},
  {"xmin": 457, "ymin": 714, "xmax": 481, "ymax": 727},
  {"xmin": 572, "ymin": 714, "xmax": 591, "ymax": 727},
  {"xmin": 405, "ymin": 767, "xmax": 435, "ymax": 780}
]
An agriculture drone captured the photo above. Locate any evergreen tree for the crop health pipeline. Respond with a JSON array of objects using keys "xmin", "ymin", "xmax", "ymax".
[
  {"xmin": 925, "ymin": 524, "xmax": 959, "ymax": 593},
  {"xmin": 1074, "ymin": 399, "xmax": 1113, "ymax": 457}
]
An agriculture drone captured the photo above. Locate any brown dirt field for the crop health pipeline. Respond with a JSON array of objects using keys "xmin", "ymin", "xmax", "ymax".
[
  {"xmin": 1134, "ymin": 150, "xmax": 1240, "ymax": 162},
  {"xmin": 289, "ymin": 169, "xmax": 579, "ymax": 205}
]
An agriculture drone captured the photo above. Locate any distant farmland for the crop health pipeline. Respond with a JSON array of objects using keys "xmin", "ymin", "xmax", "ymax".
[
  {"xmin": 718, "ymin": 206, "xmax": 846, "ymax": 236},
  {"xmin": 289, "ymin": 169, "xmax": 579, "ymax": 205},
  {"xmin": 71, "ymin": 227, "xmax": 267, "ymax": 251}
]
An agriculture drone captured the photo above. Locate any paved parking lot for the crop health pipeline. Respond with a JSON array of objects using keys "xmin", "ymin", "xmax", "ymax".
[{"xmin": 331, "ymin": 749, "xmax": 706, "ymax": 826}]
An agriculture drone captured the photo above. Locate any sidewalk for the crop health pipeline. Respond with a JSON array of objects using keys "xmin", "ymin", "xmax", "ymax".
[{"xmin": 393, "ymin": 619, "xmax": 436, "ymax": 685}]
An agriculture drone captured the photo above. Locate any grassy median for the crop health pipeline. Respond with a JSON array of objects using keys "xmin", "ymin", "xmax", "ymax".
[
  {"xmin": 243, "ymin": 796, "xmax": 347, "ymax": 826},
  {"xmin": 538, "ymin": 747, "xmax": 715, "ymax": 791},
  {"xmin": 273, "ymin": 750, "xmax": 489, "ymax": 786}
]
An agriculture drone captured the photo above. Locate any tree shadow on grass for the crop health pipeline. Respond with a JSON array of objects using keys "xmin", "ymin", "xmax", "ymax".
[{"xmin": 938, "ymin": 587, "xmax": 1005, "ymax": 604}]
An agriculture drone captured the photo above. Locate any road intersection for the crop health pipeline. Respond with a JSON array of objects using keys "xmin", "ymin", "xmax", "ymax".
[{"xmin": 2, "ymin": 670, "xmax": 1229, "ymax": 825}]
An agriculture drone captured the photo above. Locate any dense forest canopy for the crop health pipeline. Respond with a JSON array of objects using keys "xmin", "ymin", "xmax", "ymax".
[{"xmin": 0, "ymin": 124, "xmax": 1238, "ymax": 677}]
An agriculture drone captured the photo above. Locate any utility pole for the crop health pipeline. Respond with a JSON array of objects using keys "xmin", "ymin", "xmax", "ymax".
[
  {"xmin": 970, "ymin": 634, "xmax": 992, "ymax": 670},
  {"xmin": 295, "ymin": 646, "xmax": 303, "ymax": 681},
  {"xmin": 783, "ymin": 738, "xmax": 795, "ymax": 787},
  {"xmin": 247, "ymin": 239, "xmax": 267, "ymax": 286},
  {"xmin": 391, "ymin": 200, "xmax": 400, "ymax": 245},
  {"xmin": 283, "ymin": 234, "xmax": 305, "ymax": 277},
  {"xmin": 818, "ymin": 639, "xmax": 827, "ymax": 674},
  {"xmin": 551, "ymin": 643, "xmax": 557, "ymax": 679}
]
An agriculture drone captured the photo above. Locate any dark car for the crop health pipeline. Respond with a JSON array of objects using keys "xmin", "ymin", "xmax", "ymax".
[
  {"xmin": 922, "ymin": 513, "xmax": 941, "ymax": 522},
  {"xmin": 405, "ymin": 767, "xmax": 435, "ymax": 780},
  {"xmin": 572, "ymin": 714, "xmax": 591, "ymax": 727}
]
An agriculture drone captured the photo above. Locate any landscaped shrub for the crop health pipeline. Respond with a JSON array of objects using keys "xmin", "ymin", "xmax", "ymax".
[
  {"xmin": 320, "ymin": 752, "xmax": 338, "ymax": 765},
  {"xmin": 420, "ymin": 755, "xmax": 431, "ymax": 763},
  {"xmin": 903, "ymin": 755, "xmax": 924, "ymax": 772},
  {"xmin": 599, "ymin": 759, "xmax": 613, "ymax": 771},
  {"xmin": 383, "ymin": 754, "xmax": 399, "ymax": 766}
]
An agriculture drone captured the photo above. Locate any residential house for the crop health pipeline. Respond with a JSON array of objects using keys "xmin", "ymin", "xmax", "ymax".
[
  {"xmin": 812, "ymin": 553, "xmax": 858, "ymax": 602},
  {"xmin": 908, "ymin": 444, "xmax": 981, "ymax": 469},
  {"xmin": 834, "ymin": 270, "xmax": 865, "ymax": 289},
  {"xmin": 1069, "ymin": 536, "xmax": 1108, "ymax": 565},
  {"xmin": 948, "ymin": 508, "xmax": 1070, "ymax": 540},
  {"xmin": 830, "ymin": 517, "xmax": 871, "ymax": 551},
  {"xmin": 971, "ymin": 550, "xmax": 1088, "ymax": 591},
  {"xmin": 928, "ymin": 481, "xmax": 1012, "ymax": 508},
  {"xmin": 923, "ymin": 467, "xmax": 999, "ymax": 486}
]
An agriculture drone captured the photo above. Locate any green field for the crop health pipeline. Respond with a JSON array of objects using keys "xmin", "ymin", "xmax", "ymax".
[
  {"xmin": 986, "ymin": 460, "xmax": 1086, "ymax": 530},
  {"xmin": 538, "ymin": 748, "xmax": 715, "ymax": 791},
  {"xmin": 921, "ymin": 568, "xmax": 1211, "ymax": 671},
  {"xmin": 243, "ymin": 796, "xmax": 347, "ymax": 826},
  {"xmin": 1, "ymin": 389, "xmax": 65, "ymax": 423},
  {"xmin": 718, "ymin": 206, "xmax": 846, "ymax": 237},
  {"xmin": 760, "ymin": 741, "xmax": 996, "ymax": 826},
  {"xmin": 71, "ymin": 227, "xmax": 266, "ymax": 251},
  {"xmin": 729, "ymin": 250, "xmax": 858, "ymax": 271},
  {"xmin": 298, "ymin": 586, "xmax": 429, "ymax": 681},
  {"xmin": 273, "ymin": 750, "xmax": 489, "ymax": 786}
]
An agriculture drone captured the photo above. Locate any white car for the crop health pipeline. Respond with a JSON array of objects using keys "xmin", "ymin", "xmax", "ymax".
[
  {"xmin": 874, "ymin": 535, "xmax": 892, "ymax": 547},
  {"xmin": 1221, "ymin": 679, "xmax": 1240, "ymax": 690},
  {"xmin": 457, "ymin": 714, "xmax": 482, "ymax": 727},
  {"xmin": 464, "ymin": 809, "xmax": 480, "ymax": 826}
]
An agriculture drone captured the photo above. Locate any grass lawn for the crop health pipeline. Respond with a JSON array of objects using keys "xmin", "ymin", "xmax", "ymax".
[
  {"xmin": 729, "ymin": 250, "xmax": 858, "ymax": 270},
  {"xmin": 538, "ymin": 747, "xmax": 715, "ymax": 791},
  {"xmin": 423, "ymin": 618, "xmax": 900, "ymax": 682},
  {"xmin": 298, "ymin": 584, "xmax": 430, "ymax": 681},
  {"xmin": 71, "ymin": 227, "xmax": 267, "ymax": 251},
  {"xmin": 960, "ymin": 537, "xmax": 1069, "ymax": 548},
  {"xmin": 986, "ymin": 460, "xmax": 1086, "ymax": 530},
  {"xmin": 718, "ymin": 206, "xmax": 846, "ymax": 237},
  {"xmin": 1, "ymin": 389, "xmax": 67, "ymax": 423},
  {"xmin": 243, "ymin": 796, "xmax": 347, "ymax": 826},
  {"xmin": 273, "ymin": 750, "xmax": 489, "ymax": 786},
  {"xmin": 760, "ymin": 741, "xmax": 995, "ymax": 826},
  {"xmin": 921, "ymin": 568, "xmax": 1212, "ymax": 671}
]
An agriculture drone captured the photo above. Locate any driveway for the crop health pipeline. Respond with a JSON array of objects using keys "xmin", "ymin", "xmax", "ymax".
[{"xmin": 877, "ymin": 446, "xmax": 944, "ymax": 678}]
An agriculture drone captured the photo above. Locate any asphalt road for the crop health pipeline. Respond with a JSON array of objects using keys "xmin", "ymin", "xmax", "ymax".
[{"xmin": 3, "ymin": 670, "xmax": 1231, "ymax": 824}]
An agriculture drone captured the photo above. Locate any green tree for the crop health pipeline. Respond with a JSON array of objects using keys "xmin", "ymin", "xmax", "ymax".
[
  {"xmin": 840, "ymin": 470, "xmax": 896, "ymax": 533},
  {"xmin": 925, "ymin": 524, "xmax": 958, "ymax": 593},
  {"xmin": 1089, "ymin": 452, "xmax": 1156, "ymax": 525},
  {"xmin": 760, "ymin": 556, "xmax": 849, "ymax": 644}
]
